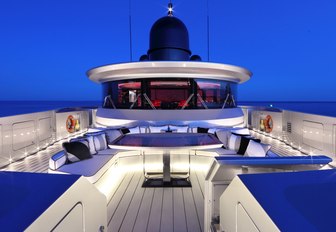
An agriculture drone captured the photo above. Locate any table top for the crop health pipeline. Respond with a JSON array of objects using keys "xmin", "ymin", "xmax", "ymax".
[{"xmin": 109, "ymin": 133, "xmax": 223, "ymax": 150}]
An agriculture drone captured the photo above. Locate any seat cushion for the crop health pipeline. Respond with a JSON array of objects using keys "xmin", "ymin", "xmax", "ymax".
[
  {"xmin": 57, "ymin": 155, "xmax": 113, "ymax": 178},
  {"xmin": 63, "ymin": 142, "xmax": 92, "ymax": 160},
  {"xmin": 97, "ymin": 149, "xmax": 118, "ymax": 156},
  {"xmin": 49, "ymin": 151, "xmax": 67, "ymax": 170}
]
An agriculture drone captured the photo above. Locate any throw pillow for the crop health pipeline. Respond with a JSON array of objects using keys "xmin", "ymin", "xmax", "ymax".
[
  {"xmin": 120, "ymin": 128, "xmax": 130, "ymax": 134},
  {"xmin": 215, "ymin": 129, "xmax": 231, "ymax": 148},
  {"xmin": 237, "ymin": 137, "xmax": 261, "ymax": 155},
  {"xmin": 244, "ymin": 140, "xmax": 271, "ymax": 157},
  {"xmin": 93, "ymin": 133, "xmax": 108, "ymax": 151},
  {"xmin": 197, "ymin": 127, "xmax": 209, "ymax": 133},
  {"xmin": 63, "ymin": 142, "xmax": 92, "ymax": 161},
  {"xmin": 228, "ymin": 134, "xmax": 242, "ymax": 151}
]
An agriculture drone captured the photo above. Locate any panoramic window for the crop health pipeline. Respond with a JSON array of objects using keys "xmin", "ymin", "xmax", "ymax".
[
  {"xmin": 102, "ymin": 78, "xmax": 237, "ymax": 109},
  {"xmin": 195, "ymin": 79, "xmax": 236, "ymax": 109},
  {"xmin": 149, "ymin": 79, "xmax": 190, "ymax": 109}
]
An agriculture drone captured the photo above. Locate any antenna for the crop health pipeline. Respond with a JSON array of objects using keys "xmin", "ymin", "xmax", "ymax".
[
  {"xmin": 168, "ymin": 2, "xmax": 173, "ymax": 16},
  {"xmin": 129, "ymin": 0, "xmax": 133, "ymax": 61},
  {"xmin": 206, "ymin": 0, "xmax": 210, "ymax": 61}
]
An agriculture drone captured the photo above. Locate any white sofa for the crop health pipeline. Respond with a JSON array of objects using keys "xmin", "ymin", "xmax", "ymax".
[
  {"xmin": 48, "ymin": 129, "xmax": 124, "ymax": 183},
  {"xmin": 48, "ymin": 126, "xmax": 275, "ymax": 183}
]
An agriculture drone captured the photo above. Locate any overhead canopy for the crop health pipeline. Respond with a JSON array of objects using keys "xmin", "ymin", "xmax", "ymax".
[{"xmin": 87, "ymin": 61, "xmax": 252, "ymax": 84}]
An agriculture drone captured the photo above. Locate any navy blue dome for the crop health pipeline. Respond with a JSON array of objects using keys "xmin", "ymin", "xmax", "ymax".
[{"xmin": 147, "ymin": 16, "xmax": 191, "ymax": 61}]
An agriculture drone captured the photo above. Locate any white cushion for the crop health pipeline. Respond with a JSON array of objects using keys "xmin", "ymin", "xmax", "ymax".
[
  {"xmin": 49, "ymin": 151, "xmax": 67, "ymax": 170},
  {"xmin": 105, "ymin": 129, "xmax": 122, "ymax": 144},
  {"xmin": 85, "ymin": 136, "xmax": 97, "ymax": 155},
  {"xmin": 244, "ymin": 140, "xmax": 271, "ymax": 157},
  {"xmin": 228, "ymin": 134, "xmax": 242, "ymax": 151},
  {"xmin": 169, "ymin": 125, "xmax": 189, "ymax": 133},
  {"xmin": 215, "ymin": 129, "xmax": 231, "ymax": 148},
  {"xmin": 149, "ymin": 125, "xmax": 169, "ymax": 133},
  {"xmin": 57, "ymin": 155, "xmax": 115, "ymax": 183},
  {"xmin": 231, "ymin": 127, "xmax": 250, "ymax": 135},
  {"xmin": 190, "ymin": 127, "xmax": 197, "ymax": 133},
  {"xmin": 93, "ymin": 133, "xmax": 107, "ymax": 151},
  {"xmin": 128, "ymin": 126, "xmax": 141, "ymax": 134},
  {"xmin": 139, "ymin": 126, "xmax": 148, "ymax": 133}
]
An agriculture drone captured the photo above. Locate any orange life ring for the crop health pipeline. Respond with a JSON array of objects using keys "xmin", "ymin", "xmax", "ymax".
[
  {"xmin": 264, "ymin": 115, "xmax": 273, "ymax": 133},
  {"xmin": 66, "ymin": 115, "xmax": 76, "ymax": 133}
]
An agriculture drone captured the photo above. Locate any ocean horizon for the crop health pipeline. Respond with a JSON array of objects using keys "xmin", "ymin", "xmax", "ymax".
[{"xmin": 0, "ymin": 100, "xmax": 336, "ymax": 118}]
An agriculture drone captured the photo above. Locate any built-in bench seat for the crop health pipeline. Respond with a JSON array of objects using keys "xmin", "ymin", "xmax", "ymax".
[
  {"xmin": 215, "ymin": 155, "xmax": 332, "ymax": 166},
  {"xmin": 54, "ymin": 154, "xmax": 116, "ymax": 183},
  {"xmin": 48, "ymin": 125, "xmax": 279, "ymax": 184},
  {"xmin": 48, "ymin": 129, "xmax": 125, "ymax": 183}
]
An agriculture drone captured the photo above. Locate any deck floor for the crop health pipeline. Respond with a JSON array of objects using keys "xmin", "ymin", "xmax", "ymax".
[{"xmin": 106, "ymin": 168, "xmax": 205, "ymax": 232}]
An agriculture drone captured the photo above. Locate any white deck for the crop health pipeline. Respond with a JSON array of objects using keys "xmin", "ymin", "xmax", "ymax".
[{"xmin": 105, "ymin": 167, "xmax": 205, "ymax": 232}]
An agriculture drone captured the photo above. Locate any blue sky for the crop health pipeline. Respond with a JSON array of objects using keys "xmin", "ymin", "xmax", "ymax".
[{"xmin": 0, "ymin": 0, "xmax": 335, "ymax": 102}]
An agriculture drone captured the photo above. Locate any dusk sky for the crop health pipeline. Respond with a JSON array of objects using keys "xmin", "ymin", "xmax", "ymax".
[{"xmin": 0, "ymin": 0, "xmax": 335, "ymax": 102}]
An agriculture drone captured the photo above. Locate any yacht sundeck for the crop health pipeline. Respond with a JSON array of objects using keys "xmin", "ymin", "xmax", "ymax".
[{"xmin": 1, "ymin": 3, "xmax": 336, "ymax": 232}]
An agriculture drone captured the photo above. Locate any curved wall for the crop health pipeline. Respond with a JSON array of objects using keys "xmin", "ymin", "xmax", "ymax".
[{"xmin": 95, "ymin": 108, "xmax": 244, "ymax": 128}]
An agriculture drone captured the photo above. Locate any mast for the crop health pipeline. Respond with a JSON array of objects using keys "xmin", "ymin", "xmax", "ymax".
[
  {"xmin": 206, "ymin": 0, "xmax": 210, "ymax": 61},
  {"xmin": 129, "ymin": 0, "xmax": 133, "ymax": 61}
]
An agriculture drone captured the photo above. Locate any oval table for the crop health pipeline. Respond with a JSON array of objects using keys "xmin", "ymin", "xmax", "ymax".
[{"xmin": 109, "ymin": 133, "xmax": 223, "ymax": 187}]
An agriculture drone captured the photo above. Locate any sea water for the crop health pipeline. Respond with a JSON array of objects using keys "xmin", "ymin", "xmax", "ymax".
[
  {"xmin": 0, "ymin": 101, "xmax": 335, "ymax": 118},
  {"xmin": 0, "ymin": 101, "xmax": 101, "ymax": 117}
]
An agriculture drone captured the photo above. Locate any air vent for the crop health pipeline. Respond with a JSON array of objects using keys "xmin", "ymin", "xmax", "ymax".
[{"xmin": 287, "ymin": 122, "xmax": 292, "ymax": 133}]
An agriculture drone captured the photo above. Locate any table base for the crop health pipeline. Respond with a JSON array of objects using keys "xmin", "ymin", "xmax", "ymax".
[{"xmin": 142, "ymin": 177, "xmax": 192, "ymax": 188}]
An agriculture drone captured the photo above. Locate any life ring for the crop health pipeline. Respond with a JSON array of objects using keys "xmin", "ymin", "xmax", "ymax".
[
  {"xmin": 264, "ymin": 115, "xmax": 273, "ymax": 133},
  {"xmin": 66, "ymin": 115, "xmax": 76, "ymax": 133}
]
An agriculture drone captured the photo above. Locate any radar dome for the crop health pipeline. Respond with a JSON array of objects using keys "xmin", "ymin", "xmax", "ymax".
[{"xmin": 147, "ymin": 16, "xmax": 191, "ymax": 61}]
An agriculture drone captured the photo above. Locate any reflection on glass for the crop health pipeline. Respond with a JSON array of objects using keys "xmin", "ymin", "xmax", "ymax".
[{"xmin": 102, "ymin": 78, "xmax": 237, "ymax": 109}]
